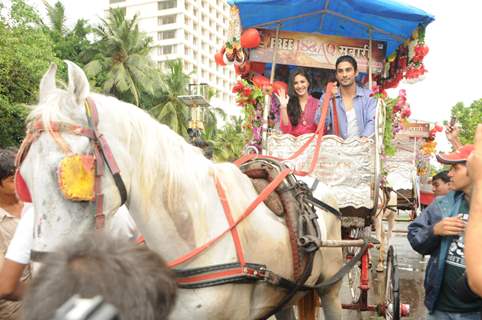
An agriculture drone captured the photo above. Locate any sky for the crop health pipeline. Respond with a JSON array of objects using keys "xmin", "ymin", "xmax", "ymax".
[{"xmin": 28, "ymin": 0, "xmax": 482, "ymax": 151}]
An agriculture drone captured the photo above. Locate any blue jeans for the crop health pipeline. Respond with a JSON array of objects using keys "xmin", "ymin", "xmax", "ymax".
[{"xmin": 427, "ymin": 310, "xmax": 480, "ymax": 320}]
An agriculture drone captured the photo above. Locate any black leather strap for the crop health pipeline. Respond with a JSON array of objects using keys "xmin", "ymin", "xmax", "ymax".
[{"xmin": 305, "ymin": 195, "xmax": 341, "ymax": 219}]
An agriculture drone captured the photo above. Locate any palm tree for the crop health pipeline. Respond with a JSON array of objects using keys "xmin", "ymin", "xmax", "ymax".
[
  {"xmin": 208, "ymin": 116, "xmax": 247, "ymax": 162},
  {"xmin": 40, "ymin": 1, "xmax": 91, "ymax": 65},
  {"xmin": 149, "ymin": 59, "xmax": 191, "ymax": 137},
  {"xmin": 202, "ymin": 106, "xmax": 227, "ymax": 141},
  {"xmin": 201, "ymin": 87, "xmax": 227, "ymax": 140},
  {"xmin": 84, "ymin": 8, "xmax": 160, "ymax": 106},
  {"xmin": 42, "ymin": 0, "xmax": 66, "ymax": 38}
]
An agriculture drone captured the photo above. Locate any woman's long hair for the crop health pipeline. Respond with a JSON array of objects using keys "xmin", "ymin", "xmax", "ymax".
[{"xmin": 287, "ymin": 68, "xmax": 311, "ymax": 127}]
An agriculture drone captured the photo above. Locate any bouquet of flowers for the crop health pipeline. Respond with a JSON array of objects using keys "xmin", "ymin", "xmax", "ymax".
[
  {"xmin": 232, "ymin": 80, "xmax": 265, "ymax": 149},
  {"xmin": 372, "ymin": 86, "xmax": 411, "ymax": 156}
]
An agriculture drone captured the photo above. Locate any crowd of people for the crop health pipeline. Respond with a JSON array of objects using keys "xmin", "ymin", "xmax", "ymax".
[{"xmin": 0, "ymin": 54, "xmax": 481, "ymax": 319}]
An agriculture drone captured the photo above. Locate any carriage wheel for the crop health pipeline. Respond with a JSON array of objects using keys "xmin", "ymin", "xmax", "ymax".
[
  {"xmin": 384, "ymin": 245, "xmax": 400, "ymax": 320},
  {"xmin": 344, "ymin": 246, "xmax": 362, "ymax": 304}
]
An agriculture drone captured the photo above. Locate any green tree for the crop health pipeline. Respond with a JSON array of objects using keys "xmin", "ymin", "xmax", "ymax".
[
  {"xmin": 41, "ymin": 1, "xmax": 92, "ymax": 65},
  {"xmin": 450, "ymin": 99, "xmax": 482, "ymax": 144},
  {"xmin": 208, "ymin": 116, "xmax": 247, "ymax": 162},
  {"xmin": 0, "ymin": 98, "xmax": 29, "ymax": 147},
  {"xmin": 0, "ymin": 0, "xmax": 60, "ymax": 146},
  {"xmin": 202, "ymin": 106, "xmax": 227, "ymax": 141},
  {"xmin": 84, "ymin": 8, "xmax": 160, "ymax": 106},
  {"xmin": 149, "ymin": 59, "xmax": 190, "ymax": 137}
]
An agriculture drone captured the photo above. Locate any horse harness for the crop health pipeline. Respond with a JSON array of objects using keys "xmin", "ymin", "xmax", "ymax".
[
  {"xmin": 15, "ymin": 95, "xmax": 356, "ymax": 319},
  {"xmin": 170, "ymin": 158, "xmax": 348, "ymax": 319},
  {"xmin": 15, "ymin": 97, "xmax": 128, "ymax": 238}
]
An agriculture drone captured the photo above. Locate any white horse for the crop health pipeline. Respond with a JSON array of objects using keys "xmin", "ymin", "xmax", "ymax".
[
  {"xmin": 18, "ymin": 62, "xmax": 344, "ymax": 320},
  {"xmin": 372, "ymin": 188, "xmax": 397, "ymax": 272}
]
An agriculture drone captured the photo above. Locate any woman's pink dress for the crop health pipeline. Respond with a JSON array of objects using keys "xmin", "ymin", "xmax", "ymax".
[{"xmin": 280, "ymin": 95, "xmax": 320, "ymax": 137}]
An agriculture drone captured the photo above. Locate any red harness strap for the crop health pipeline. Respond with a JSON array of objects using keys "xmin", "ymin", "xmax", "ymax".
[
  {"xmin": 214, "ymin": 175, "xmax": 246, "ymax": 266},
  {"xmin": 168, "ymin": 168, "xmax": 291, "ymax": 268},
  {"xmin": 332, "ymin": 96, "xmax": 341, "ymax": 137},
  {"xmin": 84, "ymin": 98, "xmax": 128, "ymax": 229}
]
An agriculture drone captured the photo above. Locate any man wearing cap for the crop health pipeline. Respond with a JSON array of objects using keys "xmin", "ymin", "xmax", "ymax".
[
  {"xmin": 408, "ymin": 144, "xmax": 480, "ymax": 319},
  {"xmin": 465, "ymin": 124, "xmax": 482, "ymax": 297}
]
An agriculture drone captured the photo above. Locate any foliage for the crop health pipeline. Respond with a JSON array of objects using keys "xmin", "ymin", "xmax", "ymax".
[
  {"xmin": 41, "ymin": 1, "xmax": 92, "ymax": 66},
  {"xmin": 0, "ymin": 0, "xmax": 60, "ymax": 146},
  {"xmin": 0, "ymin": 97, "xmax": 29, "ymax": 148},
  {"xmin": 149, "ymin": 60, "xmax": 190, "ymax": 137},
  {"xmin": 450, "ymin": 99, "xmax": 482, "ymax": 145},
  {"xmin": 0, "ymin": 6, "xmax": 59, "ymax": 105},
  {"xmin": 6, "ymin": 0, "xmax": 44, "ymax": 27},
  {"xmin": 383, "ymin": 98, "xmax": 396, "ymax": 156},
  {"xmin": 202, "ymin": 106, "xmax": 227, "ymax": 141},
  {"xmin": 84, "ymin": 8, "xmax": 160, "ymax": 106},
  {"xmin": 208, "ymin": 116, "xmax": 248, "ymax": 162}
]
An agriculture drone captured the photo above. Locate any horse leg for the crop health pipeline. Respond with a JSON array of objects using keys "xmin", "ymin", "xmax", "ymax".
[
  {"xmin": 317, "ymin": 280, "xmax": 343, "ymax": 320},
  {"xmin": 316, "ymin": 245, "xmax": 343, "ymax": 320}
]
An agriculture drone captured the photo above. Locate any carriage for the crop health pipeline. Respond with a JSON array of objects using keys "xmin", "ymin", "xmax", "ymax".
[
  {"xmin": 226, "ymin": 0, "xmax": 435, "ymax": 318},
  {"xmin": 384, "ymin": 122, "xmax": 436, "ymax": 219}
]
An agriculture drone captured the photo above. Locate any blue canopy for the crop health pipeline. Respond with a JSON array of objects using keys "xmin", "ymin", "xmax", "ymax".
[{"xmin": 227, "ymin": 0, "xmax": 434, "ymax": 56}]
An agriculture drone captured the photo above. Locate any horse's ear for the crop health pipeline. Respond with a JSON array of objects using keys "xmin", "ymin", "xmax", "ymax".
[
  {"xmin": 39, "ymin": 63, "xmax": 57, "ymax": 103},
  {"xmin": 65, "ymin": 60, "xmax": 90, "ymax": 105}
]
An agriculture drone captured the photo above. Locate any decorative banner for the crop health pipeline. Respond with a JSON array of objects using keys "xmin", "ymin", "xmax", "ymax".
[
  {"xmin": 250, "ymin": 29, "xmax": 386, "ymax": 73},
  {"xmin": 397, "ymin": 122, "xmax": 430, "ymax": 139}
]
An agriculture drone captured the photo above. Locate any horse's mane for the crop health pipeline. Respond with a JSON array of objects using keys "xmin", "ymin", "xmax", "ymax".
[{"xmin": 30, "ymin": 90, "xmax": 216, "ymax": 216}]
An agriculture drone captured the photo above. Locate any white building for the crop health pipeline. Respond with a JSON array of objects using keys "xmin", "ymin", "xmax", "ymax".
[{"xmin": 107, "ymin": 0, "xmax": 237, "ymax": 109}]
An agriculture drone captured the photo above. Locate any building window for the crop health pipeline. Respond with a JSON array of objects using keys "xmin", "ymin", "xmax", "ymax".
[
  {"xmin": 159, "ymin": 45, "xmax": 174, "ymax": 55},
  {"xmin": 158, "ymin": 30, "xmax": 176, "ymax": 40},
  {"xmin": 158, "ymin": 0, "xmax": 176, "ymax": 10},
  {"xmin": 158, "ymin": 15, "xmax": 176, "ymax": 25}
]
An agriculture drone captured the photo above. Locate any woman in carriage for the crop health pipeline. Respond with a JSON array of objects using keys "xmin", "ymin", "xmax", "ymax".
[{"xmin": 275, "ymin": 68, "xmax": 319, "ymax": 137}]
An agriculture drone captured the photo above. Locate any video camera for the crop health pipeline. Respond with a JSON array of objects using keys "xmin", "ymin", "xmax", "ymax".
[{"xmin": 54, "ymin": 295, "xmax": 119, "ymax": 320}]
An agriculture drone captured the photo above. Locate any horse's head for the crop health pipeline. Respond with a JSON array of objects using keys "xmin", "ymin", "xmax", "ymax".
[{"xmin": 17, "ymin": 61, "xmax": 128, "ymax": 256}]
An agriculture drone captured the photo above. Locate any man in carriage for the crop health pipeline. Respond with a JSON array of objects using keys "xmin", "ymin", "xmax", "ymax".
[{"xmin": 314, "ymin": 55, "xmax": 377, "ymax": 139}]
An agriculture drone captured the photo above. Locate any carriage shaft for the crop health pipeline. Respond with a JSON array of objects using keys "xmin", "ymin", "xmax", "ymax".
[{"xmin": 320, "ymin": 239, "xmax": 366, "ymax": 247}]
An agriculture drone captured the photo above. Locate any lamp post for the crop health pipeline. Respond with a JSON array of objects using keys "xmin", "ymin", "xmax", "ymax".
[{"xmin": 177, "ymin": 83, "xmax": 210, "ymax": 139}]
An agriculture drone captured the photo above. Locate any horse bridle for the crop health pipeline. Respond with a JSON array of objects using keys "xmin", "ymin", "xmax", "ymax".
[{"xmin": 15, "ymin": 97, "xmax": 128, "ymax": 232}]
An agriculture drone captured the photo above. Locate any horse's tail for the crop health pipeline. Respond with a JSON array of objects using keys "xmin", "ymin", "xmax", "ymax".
[{"xmin": 296, "ymin": 290, "xmax": 318, "ymax": 320}]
